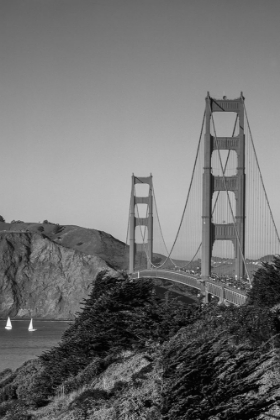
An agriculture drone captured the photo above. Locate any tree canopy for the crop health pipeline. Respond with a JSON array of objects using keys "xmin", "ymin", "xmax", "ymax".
[
  {"xmin": 38, "ymin": 271, "xmax": 200, "ymax": 395},
  {"xmin": 247, "ymin": 255, "xmax": 280, "ymax": 307}
]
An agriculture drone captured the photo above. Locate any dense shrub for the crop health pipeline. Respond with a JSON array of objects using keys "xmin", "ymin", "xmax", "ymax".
[
  {"xmin": 70, "ymin": 388, "xmax": 109, "ymax": 409},
  {"xmin": 247, "ymin": 255, "xmax": 280, "ymax": 307},
  {"xmin": 2, "ymin": 401, "xmax": 34, "ymax": 420},
  {"xmin": 0, "ymin": 383, "xmax": 17, "ymax": 403},
  {"xmin": 16, "ymin": 359, "xmax": 47, "ymax": 406},
  {"xmin": 39, "ymin": 271, "xmax": 200, "ymax": 395},
  {"xmin": 0, "ymin": 401, "xmax": 15, "ymax": 417},
  {"xmin": 6, "ymin": 360, "xmax": 48, "ymax": 408},
  {"xmin": 0, "ymin": 373, "xmax": 16, "ymax": 390},
  {"xmin": 62, "ymin": 357, "xmax": 103, "ymax": 394},
  {"xmin": 0, "ymin": 369, "xmax": 13, "ymax": 383},
  {"xmin": 162, "ymin": 303, "xmax": 280, "ymax": 420}
]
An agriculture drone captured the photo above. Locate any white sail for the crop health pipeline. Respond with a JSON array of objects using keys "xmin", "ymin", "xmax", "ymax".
[
  {"xmin": 5, "ymin": 317, "xmax": 12, "ymax": 330},
  {"xmin": 28, "ymin": 318, "xmax": 36, "ymax": 332}
]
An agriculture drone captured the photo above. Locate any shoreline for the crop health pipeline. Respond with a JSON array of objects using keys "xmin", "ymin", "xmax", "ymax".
[{"xmin": 0, "ymin": 319, "xmax": 74, "ymax": 322}]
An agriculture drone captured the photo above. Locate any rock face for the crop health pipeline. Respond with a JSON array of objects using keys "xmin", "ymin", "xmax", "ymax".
[{"xmin": 0, "ymin": 231, "xmax": 119, "ymax": 319}]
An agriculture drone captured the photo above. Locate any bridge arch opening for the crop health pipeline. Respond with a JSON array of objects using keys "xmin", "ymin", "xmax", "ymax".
[
  {"xmin": 212, "ymin": 240, "xmax": 235, "ymax": 278},
  {"xmin": 134, "ymin": 183, "xmax": 150, "ymax": 197},
  {"xmin": 210, "ymin": 112, "xmax": 238, "ymax": 137},
  {"xmin": 135, "ymin": 225, "xmax": 148, "ymax": 244},
  {"xmin": 211, "ymin": 149, "xmax": 237, "ymax": 177},
  {"xmin": 135, "ymin": 203, "xmax": 148, "ymax": 218},
  {"xmin": 134, "ymin": 225, "xmax": 149, "ymax": 270},
  {"xmin": 212, "ymin": 191, "xmax": 236, "ymax": 224}
]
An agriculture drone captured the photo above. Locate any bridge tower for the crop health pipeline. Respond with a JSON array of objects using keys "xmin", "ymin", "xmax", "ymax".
[
  {"xmin": 201, "ymin": 93, "xmax": 245, "ymax": 280},
  {"xmin": 129, "ymin": 174, "xmax": 153, "ymax": 273}
]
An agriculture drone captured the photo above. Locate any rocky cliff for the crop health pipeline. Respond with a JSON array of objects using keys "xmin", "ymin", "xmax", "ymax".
[{"xmin": 0, "ymin": 231, "xmax": 120, "ymax": 319}]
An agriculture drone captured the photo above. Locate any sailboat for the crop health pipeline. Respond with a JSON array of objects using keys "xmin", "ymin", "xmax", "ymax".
[
  {"xmin": 28, "ymin": 318, "xmax": 36, "ymax": 332},
  {"xmin": 5, "ymin": 317, "xmax": 12, "ymax": 330}
]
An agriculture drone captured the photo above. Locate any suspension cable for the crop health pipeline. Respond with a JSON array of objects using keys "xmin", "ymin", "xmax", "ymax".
[
  {"xmin": 168, "ymin": 110, "xmax": 206, "ymax": 257},
  {"xmin": 151, "ymin": 186, "xmax": 175, "ymax": 266},
  {"xmin": 144, "ymin": 108, "xmax": 207, "ymax": 269},
  {"xmin": 124, "ymin": 201, "xmax": 130, "ymax": 266}
]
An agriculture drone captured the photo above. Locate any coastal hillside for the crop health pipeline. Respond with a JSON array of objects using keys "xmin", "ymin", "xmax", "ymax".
[
  {"xmin": 0, "ymin": 221, "xmax": 196, "ymax": 320},
  {"xmin": 0, "ymin": 221, "xmax": 127, "ymax": 270},
  {"xmin": 0, "ymin": 230, "xmax": 120, "ymax": 319},
  {"xmin": 1, "ymin": 259, "xmax": 280, "ymax": 419}
]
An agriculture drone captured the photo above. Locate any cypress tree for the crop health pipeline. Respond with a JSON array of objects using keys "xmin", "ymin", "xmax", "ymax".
[{"xmin": 247, "ymin": 255, "xmax": 280, "ymax": 307}]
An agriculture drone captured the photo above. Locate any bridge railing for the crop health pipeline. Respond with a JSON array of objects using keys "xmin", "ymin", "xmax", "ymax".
[{"xmin": 131, "ymin": 269, "xmax": 202, "ymax": 290}]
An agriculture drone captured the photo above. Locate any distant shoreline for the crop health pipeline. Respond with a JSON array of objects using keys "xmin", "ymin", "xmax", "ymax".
[{"xmin": 0, "ymin": 319, "xmax": 74, "ymax": 322}]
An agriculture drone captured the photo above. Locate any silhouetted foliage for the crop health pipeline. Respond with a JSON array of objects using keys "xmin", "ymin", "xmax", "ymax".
[
  {"xmin": 39, "ymin": 271, "xmax": 200, "ymax": 394},
  {"xmin": 0, "ymin": 384, "xmax": 17, "ymax": 403},
  {"xmin": 62, "ymin": 357, "xmax": 103, "ymax": 394},
  {"xmin": 69, "ymin": 388, "xmax": 110, "ymax": 414},
  {"xmin": 0, "ymin": 215, "xmax": 5, "ymax": 222},
  {"xmin": 2, "ymin": 267, "xmax": 280, "ymax": 417},
  {"xmin": 0, "ymin": 369, "xmax": 12, "ymax": 382},
  {"xmin": 14, "ymin": 360, "xmax": 48, "ymax": 407},
  {"xmin": 162, "ymin": 303, "xmax": 280, "ymax": 420},
  {"xmin": 247, "ymin": 255, "xmax": 280, "ymax": 307},
  {"xmin": 3, "ymin": 401, "xmax": 33, "ymax": 420},
  {"xmin": 0, "ymin": 401, "xmax": 14, "ymax": 417}
]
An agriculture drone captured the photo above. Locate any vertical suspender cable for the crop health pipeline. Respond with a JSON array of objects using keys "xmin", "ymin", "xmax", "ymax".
[{"xmin": 244, "ymin": 102, "xmax": 280, "ymax": 249}]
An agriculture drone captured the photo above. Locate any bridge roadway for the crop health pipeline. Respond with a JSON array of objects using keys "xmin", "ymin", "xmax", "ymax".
[{"xmin": 131, "ymin": 269, "xmax": 247, "ymax": 306}]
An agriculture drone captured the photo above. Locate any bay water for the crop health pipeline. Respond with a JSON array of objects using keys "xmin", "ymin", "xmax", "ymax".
[{"xmin": 0, "ymin": 319, "xmax": 71, "ymax": 372}]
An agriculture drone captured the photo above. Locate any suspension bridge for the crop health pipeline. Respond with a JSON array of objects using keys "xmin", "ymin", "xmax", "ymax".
[{"xmin": 125, "ymin": 93, "xmax": 280, "ymax": 305}]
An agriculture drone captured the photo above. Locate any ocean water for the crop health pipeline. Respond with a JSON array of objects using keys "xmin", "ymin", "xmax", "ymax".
[{"xmin": 0, "ymin": 319, "xmax": 71, "ymax": 372}]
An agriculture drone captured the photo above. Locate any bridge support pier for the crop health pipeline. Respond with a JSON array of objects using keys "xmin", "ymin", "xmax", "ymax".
[
  {"xmin": 201, "ymin": 93, "xmax": 246, "ymax": 281},
  {"xmin": 129, "ymin": 174, "xmax": 153, "ymax": 273},
  {"xmin": 203, "ymin": 281, "xmax": 225, "ymax": 304}
]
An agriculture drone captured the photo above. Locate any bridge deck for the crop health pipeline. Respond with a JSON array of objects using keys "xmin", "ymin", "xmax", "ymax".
[{"xmin": 132, "ymin": 269, "xmax": 247, "ymax": 306}]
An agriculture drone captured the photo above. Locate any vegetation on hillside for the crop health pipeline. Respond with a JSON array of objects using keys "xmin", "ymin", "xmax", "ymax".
[
  {"xmin": 162, "ymin": 303, "xmax": 280, "ymax": 419},
  {"xmin": 0, "ymin": 270, "xmax": 201, "ymax": 418},
  {"xmin": 1, "ymin": 256, "xmax": 280, "ymax": 419},
  {"xmin": 34, "ymin": 271, "xmax": 199, "ymax": 403},
  {"xmin": 247, "ymin": 255, "xmax": 280, "ymax": 307}
]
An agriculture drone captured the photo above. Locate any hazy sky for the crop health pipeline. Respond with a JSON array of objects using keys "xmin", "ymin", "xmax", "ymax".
[{"xmin": 0, "ymin": 0, "xmax": 280, "ymax": 248}]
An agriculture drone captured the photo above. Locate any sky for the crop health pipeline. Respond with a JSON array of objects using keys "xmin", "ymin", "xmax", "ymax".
[{"xmin": 0, "ymin": 0, "xmax": 280, "ymax": 249}]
